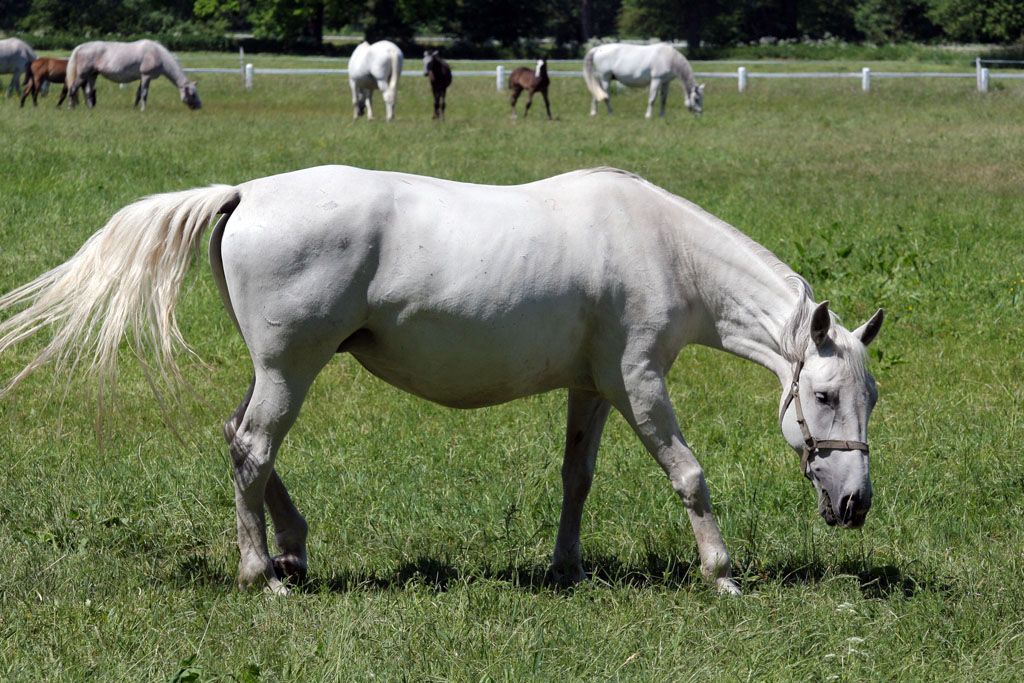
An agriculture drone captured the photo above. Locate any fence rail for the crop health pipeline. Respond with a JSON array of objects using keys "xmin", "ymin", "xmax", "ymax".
[{"xmin": 185, "ymin": 58, "xmax": 1024, "ymax": 94}]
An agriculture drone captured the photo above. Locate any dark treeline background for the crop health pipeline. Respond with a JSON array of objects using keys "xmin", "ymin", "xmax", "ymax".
[{"xmin": 0, "ymin": 0, "xmax": 1021, "ymax": 54}]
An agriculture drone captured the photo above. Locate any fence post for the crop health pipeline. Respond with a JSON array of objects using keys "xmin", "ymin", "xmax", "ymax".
[
  {"xmin": 245, "ymin": 63, "xmax": 254, "ymax": 90},
  {"xmin": 861, "ymin": 67, "xmax": 871, "ymax": 92},
  {"xmin": 979, "ymin": 68, "xmax": 990, "ymax": 93},
  {"xmin": 737, "ymin": 66, "xmax": 747, "ymax": 93},
  {"xmin": 496, "ymin": 65, "xmax": 504, "ymax": 91},
  {"xmin": 976, "ymin": 57, "xmax": 982, "ymax": 90},
  {"xmin": 240, "ymin": 47, "xmax": 245, "ymax": 83}
]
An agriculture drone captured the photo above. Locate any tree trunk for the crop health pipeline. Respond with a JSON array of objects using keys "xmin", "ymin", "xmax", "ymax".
[
  {"xmin": 304, "ymin": 1, "xmax": 325, "ymax": 45},
  {"xmin": 580, "ymin": 0, "xmax": 592, "ymax": 41}
]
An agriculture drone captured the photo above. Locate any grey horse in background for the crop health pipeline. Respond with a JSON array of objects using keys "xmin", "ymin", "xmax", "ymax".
[
  {"xmin": 67, "ymin": 40, "xmax": 200, "ymax": 110},
  {"xmin": 0, "ymin": 38, "xmax": 36, "ymax": 98}
]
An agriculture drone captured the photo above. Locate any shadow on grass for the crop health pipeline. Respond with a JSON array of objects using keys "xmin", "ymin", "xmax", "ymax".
[
  {"xmin": 172, "ymin": 553, "xmax": 952, "ymax": 599},
  {"xmin": 756, "ymin": 560, "xmax": 956, "ymax": 599}
]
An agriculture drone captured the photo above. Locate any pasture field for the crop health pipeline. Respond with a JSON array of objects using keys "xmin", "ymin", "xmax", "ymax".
[{"xmin": 1, "ymin": 56, "xmax": 1023, "ymax": 680}]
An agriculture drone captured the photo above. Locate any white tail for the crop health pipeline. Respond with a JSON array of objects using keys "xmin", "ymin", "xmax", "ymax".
[
  {"xmin": 0, "ymin": 185, "xmax": 240, "ymax": 402},
  {"xmin": 65, "ymin": 46, "xmax": 79, "ymax": 92},
  {"xmin": 583, "ymin": 48, "xmax": 608, "ymax": 102},
  {"xmin": 388, "ymin": 46, "xmax": 401, "ymax": 94}
]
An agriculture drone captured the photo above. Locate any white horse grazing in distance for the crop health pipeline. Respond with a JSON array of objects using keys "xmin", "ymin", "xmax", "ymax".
[
  {"xmin": 66, "ymin": 40, "xmax": 200, "ymax": 111},
  {"xmin": 584, "ymin": 43, "xmax": 704, "ymax": 118},
  {"xmin": 348, "ymin": 40, "xmax": 403, "ymax": 121},
  {"xmin": 0, "ymin": 166, "xmax": 884, "ymax": 596},
  {"xmin": 0, "ymin": 38, "xmax": 36, "ymax": 98}
]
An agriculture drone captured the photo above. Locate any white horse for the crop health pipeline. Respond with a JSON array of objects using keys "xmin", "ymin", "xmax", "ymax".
[
  {"xmin": 348, "ymin": 40, "xmax": 403, "ymax": 121},
  {"xmin": 66, "ymin": 39, "xmax": 200, "ymax": 111},
  {"xmin": 0, "ymin": 38, "xmax": 36, "ymax": 98},
  {"xmin": 0, "ymin": 166, "xmax": 884, "ymax": 596},
  {"xmin": 584, "ymin": 43, "xmax": 704, "ymax": 118}
]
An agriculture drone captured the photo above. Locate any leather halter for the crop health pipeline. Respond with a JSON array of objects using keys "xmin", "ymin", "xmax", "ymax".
[{"xmin": 780, "ymin": 359, "xmax": 870, "ymax": 479}]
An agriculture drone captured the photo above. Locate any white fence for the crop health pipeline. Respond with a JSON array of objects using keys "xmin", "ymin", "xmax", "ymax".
[{"xmin": 185, "ymin": 54, "xmax": 1024, "ymax": 94}]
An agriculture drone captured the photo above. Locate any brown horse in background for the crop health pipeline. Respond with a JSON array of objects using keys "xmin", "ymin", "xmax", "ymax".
[
  {"xmin": 20, "ymin": 57, "xmax": 69, "ymax": 107},
  {"xmin": 508, "ymin": 58, "xmax": 551, "ymax": 120},
  {"xmin": 422, "ymin": 50, "xmax": 452, "ymax": 120}
]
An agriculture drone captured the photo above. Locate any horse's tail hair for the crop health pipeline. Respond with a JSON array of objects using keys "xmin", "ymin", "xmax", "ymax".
[
  {"xmin": 387, "ymin": 46, "xmax": 401, "ymax": 94},
  {"xmin": 0, "ymin": 184, "xmax": 240, "ymax": 405},
  {"xmin": 583, "ymin": 48, "xmax": 608, "ymax": 102},
  {"xmin": 65, "ymin": 46, "xmax": 79, "ymax": 89}
]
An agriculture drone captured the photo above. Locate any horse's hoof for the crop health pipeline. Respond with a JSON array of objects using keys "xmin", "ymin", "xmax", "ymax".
[
  {"xmin": 715, "ymin": 577, "xmax": 742, "ymax": 596},
  {"xmin": 548, "ymin": 562, "xmax": 586, "ymax": 588},
  {"xmin": 273, "ymin": 553, "xmax": 308, "ymax": 584}
]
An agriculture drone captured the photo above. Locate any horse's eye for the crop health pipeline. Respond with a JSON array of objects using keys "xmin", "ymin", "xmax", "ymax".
[{"xmin": 814, "ymin": 392, "xmax": 833, "ymax": 406}]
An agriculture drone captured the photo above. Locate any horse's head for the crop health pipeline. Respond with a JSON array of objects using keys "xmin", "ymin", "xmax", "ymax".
[
  {"xmin": 685, "ymin": 83, "xmax": 705, "ymax": 116},
  {"xmin": 779, "ymin": 301, "xmax": 884, "ymax": 529},
  {"xmin": 180, "ymin": 80, "xmax": 201, "ymax": 110},
  {"xmin": 422, "ymin": 50, "xmax": 437, "ymax": 76}
]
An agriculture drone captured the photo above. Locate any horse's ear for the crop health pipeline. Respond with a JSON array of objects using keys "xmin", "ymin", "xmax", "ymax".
[
  {"xmin": 810, "ymin": 300, "xmax": 831, "ymax": 347},
  {"xmin": 852, "ymin": 308, "xmax": 884, "ymax": 347}
]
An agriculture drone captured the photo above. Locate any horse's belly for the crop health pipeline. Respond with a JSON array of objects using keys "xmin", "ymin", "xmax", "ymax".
[
  {"xmin": 346, "ymin": 311, "xmax": 590, "ymax": 408},
  {"xmin": 102, "ymin": 69, "xmax": 140, "ymax": 83}
]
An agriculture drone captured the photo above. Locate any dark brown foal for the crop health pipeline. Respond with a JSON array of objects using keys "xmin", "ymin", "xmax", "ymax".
[
  {"xmin": 423, "ymin": 50, "xmax": 452, "ymax": 120},
  {"xmin": 509, "ymin": 59, "xmax": 551, "ymax": 120},
  {"xmin": 20, "ymin": 57, "xmax": 69, "ymax": 108}
]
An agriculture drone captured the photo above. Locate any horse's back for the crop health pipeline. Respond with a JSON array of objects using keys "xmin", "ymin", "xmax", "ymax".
[
  {"xmin": 349, "ymin": 40, "xmax": 401, "ymax": 85},
  {"xmin": 0, "ymin": 38, "xmax": 34, "ymax": 69},
  {"xmin": 220, "ymin": 166, "xmax": 687, "ymax": 406}
]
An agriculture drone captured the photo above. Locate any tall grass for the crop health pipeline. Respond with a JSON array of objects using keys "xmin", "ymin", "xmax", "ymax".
[{"xmin": 0, "ymin": 61, "xmax": 1022, "ymax": 679}]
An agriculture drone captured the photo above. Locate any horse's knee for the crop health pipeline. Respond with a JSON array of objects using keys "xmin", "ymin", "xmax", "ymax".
[{"xmin": 668, "ymin": 463, "xmax": 708, "ymax": 511}]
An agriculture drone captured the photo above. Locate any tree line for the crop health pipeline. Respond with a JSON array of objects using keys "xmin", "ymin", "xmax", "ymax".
[{"xmin": 1, "ymin": 0, "xmax": 1021, "ymax": 52}]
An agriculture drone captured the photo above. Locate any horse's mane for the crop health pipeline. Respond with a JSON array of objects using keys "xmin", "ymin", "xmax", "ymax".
[{"xmin": 779, "ymin": 290, "xmax": 868, "ymax": 380}]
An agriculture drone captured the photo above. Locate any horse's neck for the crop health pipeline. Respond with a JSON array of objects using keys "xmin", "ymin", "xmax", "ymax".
[
  {"xmin": 679, "ymin": 212, "xmax": 800, "ymax": 378},
  {"xmin": 672, "ymin": 53, "xmax": 696, "ymax": 91},
  {"xmin": 154, "ymin": 47, "xmax": 188, "ymax": 86}
]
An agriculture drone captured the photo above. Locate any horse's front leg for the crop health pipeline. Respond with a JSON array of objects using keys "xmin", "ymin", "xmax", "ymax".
[
  {"xmin": 611, "ymin": 363, "xmax": 739, "ymax": 594},
  {"xmin": 550, "ymin": 389, "xmax": 611, "ymax": 586},
  {"xmin": 523, "ymin": 90, "xmax": 534, "ymax": 118},
  {"xmin": 645, "ymin": 78, "xmax": 662, "ymax": 119},
  {"xmin": 56, "ymin": 84, "xmax": 68, "ymax": 108},
  {"xmin": 541, "ymin": 89, "xmax": 552, "ymax": 120},
  {"xmin": 134, "ymin": 80, "xmax": 144, "ymax": 109},
  {"xmin": 5, "ymin": 71, "xmax": 17, "ymax": 97},
  {"xmin": 659, "ymin": 82, "xmax": 669, "ymax": 117}
]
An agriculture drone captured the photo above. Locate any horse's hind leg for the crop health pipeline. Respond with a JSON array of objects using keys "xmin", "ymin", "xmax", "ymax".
[
  {"xmin": 224, "ymin": 376, "xmax": 308, "ymax": 584},
  {"xmin": 509, "ymin": 85, "xmax": 523, "ymax": 118},
  {"xmin": 607, "ymin": 360, "xmax": 739, "ymax": 594},
  {"xmin": 550, "ymin": 389, "xmax": 611, "ymax": 586},
  {"xmin": 228, "ymin": 359, "xmax": 329, "ymax": 594},
  {"xmin": 19, "ymin": 75, "xmax": 33, "ymax": 107}
]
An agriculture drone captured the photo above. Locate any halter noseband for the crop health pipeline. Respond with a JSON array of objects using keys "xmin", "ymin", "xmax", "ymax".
[{"xmin": 780, "ymin": 359, "xmax": 870, "ymax": 479}]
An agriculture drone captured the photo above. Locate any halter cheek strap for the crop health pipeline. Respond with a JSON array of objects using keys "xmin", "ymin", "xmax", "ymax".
[{"xmin": 780, "ymin": 360, "xmax": 870, "ymax": 479}]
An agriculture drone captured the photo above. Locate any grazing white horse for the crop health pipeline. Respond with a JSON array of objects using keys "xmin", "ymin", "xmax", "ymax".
[
  {"xmin": 66, "ymin": 39, "xmax": 200, "ymax": 111},
  {"xmin": 584, "ymin": 43, "xmax": 704, "ymax": 118},
  {"xmin": 348, "ymin": 40, "xmax": 403, "ymax": 121},
  {"xmin": 0, "ymin": 38, "xmax": 36, "ymax": 98},
  {"xmin": 0, "ymin": 166, "xmax": 884, "ymax": 596}
]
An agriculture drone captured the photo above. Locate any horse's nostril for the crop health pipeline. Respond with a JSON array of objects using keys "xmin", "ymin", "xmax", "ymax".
[{"xmin": 839, "ymin": 493, "xmax": 859, "ymax": 523}]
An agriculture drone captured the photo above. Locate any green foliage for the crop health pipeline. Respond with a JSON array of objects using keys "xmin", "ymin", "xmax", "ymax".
[
  {"xmin": 928, "ymin": 0, "xmax": 1024, "ymax": 43},
  {"xmin": 852, "ymin": 0, "xmax": 938, "ymax": 43}
]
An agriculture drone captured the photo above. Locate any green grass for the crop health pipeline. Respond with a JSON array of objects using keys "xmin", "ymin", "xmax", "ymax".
[{"xmin": 1, "ymin": 57, "xmax": 1024, "ymax": 680}]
